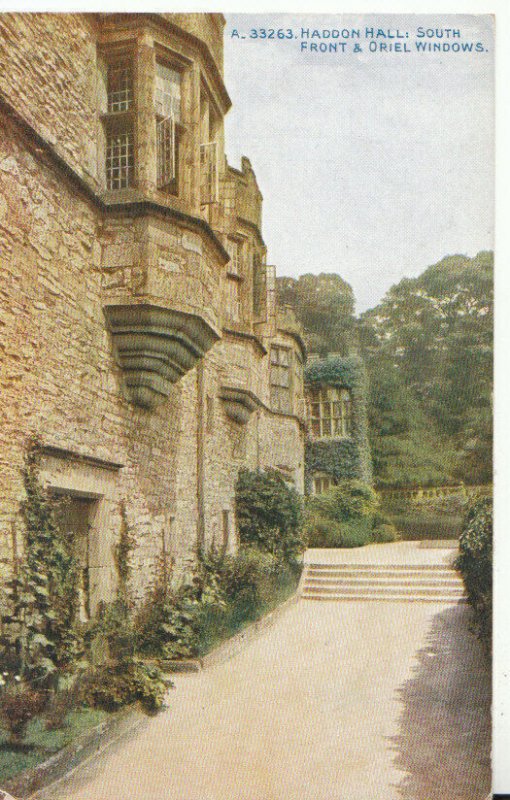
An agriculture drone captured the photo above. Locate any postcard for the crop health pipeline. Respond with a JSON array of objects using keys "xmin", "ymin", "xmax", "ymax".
[{"xmin": 0, "ymin": 8, "xmax": 502, "ymax": 800}]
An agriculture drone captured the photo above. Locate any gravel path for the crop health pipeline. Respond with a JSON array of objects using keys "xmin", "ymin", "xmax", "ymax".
[{"xmin": 36, "ymin": 590, "xmax": 490, "ymax": 800}]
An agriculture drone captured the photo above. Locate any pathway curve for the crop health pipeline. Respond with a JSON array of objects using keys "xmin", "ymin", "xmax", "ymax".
[{"xmin": 36, "ymin": 544, "xmax": 490, "ymax": 800}]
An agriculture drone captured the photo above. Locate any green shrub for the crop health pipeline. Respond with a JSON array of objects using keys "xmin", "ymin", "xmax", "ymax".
[
  {"xmin": 455, "ymin": 496, "xmax": 492, "ymax": 655},
  {"xmin": 304, "ymin": 516, "xmax": 344, "ymax": 548},
  {"xmin": 305, "ymin": 515, "xmax": 375, "ymax": 548},
  {"xmin": 371, "ymin": 512, "xmax": 399, "ymax": 543},
  {"xmin": 371, "ymin": 523, "xmax": 398, "ymax": 544},
  {"xmin": 307, "ymin": 480, "xmax": 378, "ymax": 522},
  {"xmin": 135, "ymin": 549, "xmax": 229, "ymax": 661},
  {"xmin": 304, "ymin": 480, "xmax": 397, "ymax": 548},
  {"xmin": 79, "ymin": 662, "xmax": 169, "ymax": 714},
  {"xmin": 84, "ymin": 599, "xmax": 136, "ymax": 664},
  {"xmin": 220, "ymin": 547, "xmax": 275, "ymax": 605},
  {"xmin": 388, "ymin": 512, "xmax": 462, "ymax": 541},
  {"xmin": 135, "ymin": 576, "xmax": 201, "ymax": 661},
  {"xmin": 235, "ymin": 469, "xmax": 304, "ymax": 564},
  {"xmin": 136, "ymin": 541, "xmax": 302, "ymax": 663},
  {"xmin": 196, "ymin": 548, "xmax": 299, "ymax": 656}
]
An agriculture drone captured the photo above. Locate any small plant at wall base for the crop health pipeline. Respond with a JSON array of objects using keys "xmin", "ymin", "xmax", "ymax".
[
  {"xmin": 134, "ymin": 555, "xmax": 204, "ymax": 661},
  {"xmin": 80, "ymin": 505, "xmax": 170, "ymax": 713},
  {"xmin": 0, "ymin": 673, "xmax": 45, "ymax": 747},
  {"xmin": 79, "ymin": 662, "xmax": 168, "ymax": 714},
  {"xmin": 455, "ymin": 495, "xmax": 492, "ymax": 657}
]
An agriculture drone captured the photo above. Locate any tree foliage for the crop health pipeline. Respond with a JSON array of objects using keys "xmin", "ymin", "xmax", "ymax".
[
  {"xmin": 277, "ymin": 273, "xmax": 356, "ymax": 355},
  {"xmin": 359, "ymin": 252, "xmax": 493, "ymax": 485}
]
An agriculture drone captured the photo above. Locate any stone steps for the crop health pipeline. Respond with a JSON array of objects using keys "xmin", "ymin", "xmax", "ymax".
[{"xmin": 301, "ymin": 561, "xmax": 467, "ymax": 603}]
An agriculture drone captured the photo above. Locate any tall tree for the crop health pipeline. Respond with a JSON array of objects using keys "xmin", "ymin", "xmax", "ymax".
[
  {"xmin": 277, "ymin": 273, "xmax": 356, "ymax": 356},
  {"xmin": 360, "ymin": 251, "xmax": 493, "ymax": 485}
]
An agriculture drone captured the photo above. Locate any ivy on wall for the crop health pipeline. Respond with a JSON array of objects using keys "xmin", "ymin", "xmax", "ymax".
[
  {"xmin": 0, "ymin": 439, "xmax": 81, "ymax": 684},
  {"xmin": 305, "ymin": 355, "xmax": 372, "ymax": 491}
]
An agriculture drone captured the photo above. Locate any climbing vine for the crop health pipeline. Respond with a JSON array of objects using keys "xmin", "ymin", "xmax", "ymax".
[
  {"xmin": 115, "ymin": 501, "xmax": 136, "ymax": 605},
  {"xmin": 305, "ymin": 355, "xmax": 372, "ymax": 489},
  {"xmin": 0, "ymin": 439, "xmax": 80, "ymax": 685}
]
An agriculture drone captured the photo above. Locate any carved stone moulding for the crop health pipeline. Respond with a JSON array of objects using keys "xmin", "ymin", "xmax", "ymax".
[
  {"xmin": 220, "ymin": 386, "xmax": 260, "ymax": 425},
  {"xmin": 104, "ymin": 304, "xmax": 220, "ymax": 409}
]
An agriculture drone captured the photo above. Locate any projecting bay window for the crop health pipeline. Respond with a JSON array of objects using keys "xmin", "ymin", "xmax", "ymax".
[
  {"xmin": 155, "ymin": 62, "xmax": 181, "ymax": 193},
  {"xmin": 309, "ymin": 386, "xmax": 352, "ymax": 439},
  {"xmin": 103, "ymin": 57, "xmax": 136, "ymax": 191},
  {"xmin": 270, "ymin": 346, "xmax": 292, "ymax": 414},
  {"xmin": 225, "ymin": 278, "xmax": 241, "ymax": 323}
]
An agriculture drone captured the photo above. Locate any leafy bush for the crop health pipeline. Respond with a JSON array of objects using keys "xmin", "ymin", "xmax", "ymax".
[
  {"xmin": 79, "ymin": 662, "xmax": 169, "ymax": 714},
  {"xmin": 455, "ymin": 496, "xmax": 492, "ymax": 655},
  {"xmin": 135, "ymin": 544, "xmax": 301, "ymax": 661},
  {"xmin": 197, "ymin": 547, "xmax": 299, "ymax": 656},
  {"xmin": 135, "ymin": 549, "xmax": 229, "ymax": 661},
  {"xmin": 0, "ymin": 681, "xmax": 46, "ymax": 745},
  {"xmin": 305, "ymin": 516, "xmax": 374, "ymax": 548},
  {"xmin": 221, "ymin": 547, "xmax": 275, "ymax": 603},
  {"xmin": 84, "ymin": 599, "xmax": 137, "ymax": 665},
  {"xmin": 370, "ymin": 512, "xmax": 399, "ymax": 543},
  {"xmin": 235, "ymin": 469, "xmax": 304, "ymax": 564},
  {"xmin": 304, "ymin": 481, "xmax": 398, "ymax": 548},
  {"xmin": 308, "ymin": 481, "xmax": 378, "ymax": 522},
  {"xmin": 135, "ymin": 579, "xmax": 201, "ymax": 661}
]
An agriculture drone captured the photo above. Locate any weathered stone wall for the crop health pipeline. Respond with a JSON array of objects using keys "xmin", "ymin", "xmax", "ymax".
[
  {"xmin": 0, "ymin": 13, "xmax": 305, "ymax": 615},
  {"xmin": 0, "ymin": 115, "xmax": 186, "ymax": 604},
  {"xmin": 0, "ymin": 13, "xmax": 99, "ymax": 184}
]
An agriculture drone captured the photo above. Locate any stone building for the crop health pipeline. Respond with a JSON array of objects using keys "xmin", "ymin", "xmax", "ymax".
[{"xmin": 0, "ymin": 13, "xmax": 306, "ymax": 615}]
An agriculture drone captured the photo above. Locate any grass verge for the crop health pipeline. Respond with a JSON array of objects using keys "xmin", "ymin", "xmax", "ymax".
[{"xmin": 0, "ymin": 708, "xmax": 108, "ymax": 784}]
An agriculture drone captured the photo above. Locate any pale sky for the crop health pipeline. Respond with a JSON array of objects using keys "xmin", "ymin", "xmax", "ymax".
[{"xmin": 224, "ymin": 14, "xmax": 494, "ymax": 313}]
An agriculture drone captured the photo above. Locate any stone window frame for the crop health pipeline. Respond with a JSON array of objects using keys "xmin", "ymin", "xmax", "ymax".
[
  {"xmin": 270, "ymin": 345, "xmax": 293, "ymax": 414},
  {"xmin": 154, "ymin": 53, "xmax": 185, "ymax": 196},
  {"xmin": 309, "ymin": 385, "xmax": 353, "ymax": 439},
  {"xmin": 100, "ymin": 46, "xmax": 138, "ymax": 192}
]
